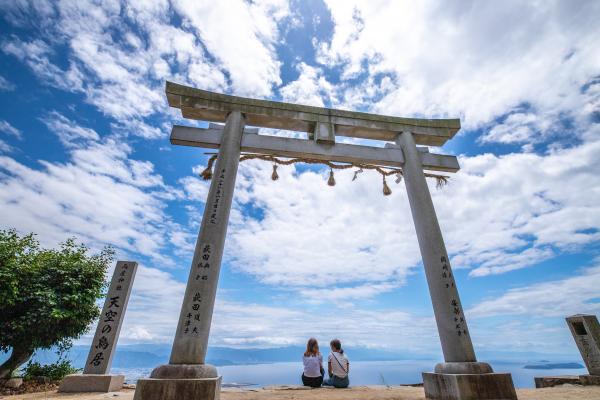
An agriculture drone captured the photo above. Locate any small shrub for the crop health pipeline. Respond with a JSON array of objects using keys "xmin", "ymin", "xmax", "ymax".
[{"xmin": 22, "ymin": 360, "xmax": 79, "ymax": 381}]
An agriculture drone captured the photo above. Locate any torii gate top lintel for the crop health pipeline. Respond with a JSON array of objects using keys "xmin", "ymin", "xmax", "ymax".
[{"xmin": 166, "ymin": 81, "xmax": 460, "ymax": 147}]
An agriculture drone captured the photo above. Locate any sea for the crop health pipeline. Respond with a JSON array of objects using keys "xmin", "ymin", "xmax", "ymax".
[{"xmin": 111, "ymin": 360, "xmax": 588, "ymax": 388}]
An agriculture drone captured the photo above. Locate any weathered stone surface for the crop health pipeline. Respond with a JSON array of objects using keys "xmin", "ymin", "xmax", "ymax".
[
  {"xmin": 534, "ymin": 375, "xmax": 580, "ymax": 388},
  {"xmin": 434, "ymin": 362, "xmax": 493, "ymax": 374},
  {"xmin": 580, "ymin": 374, "xmax": 600, "ymax": 385},
  {"xmin": 133, "ymin": 113, "xmax": 242, "ymax": 399},
  {"xmin": 150, "ymin": 364, "xmax": 218, "ymax": 379},
  {"xmin": 1, "ymin": 377, "xmax": 23, "ymax": 388},
  {"xmin": 58, "ymin": 374, "xmax": 124, "ymax": 392},
  {"xmin": 166, "ymin": 81, "xmax": 460, "ymax": 146},
  {"xmin": 398, "ymin": 132, "xmax": 475, "ymax": 363},
  {"xmin": 170, "ymin": 125, "xmax": 461, "ymax": 173},
  {"xmin": 84, "ymin": 261, "xmax": 138, "ymax": 375},
  {"xmin": 423, "ymin": 372, "xmax": 517, "ymax": 400},
  {"xmin": 566, "ymin": 314, "xmax": 600, "ymax": 375},
  {"xmin": 169, "ymin": 112, "xmax": 244, "ymax": 366},
  {"xmin": 133, "ymin": 376, "xmax": 221, "ymax": 400}
]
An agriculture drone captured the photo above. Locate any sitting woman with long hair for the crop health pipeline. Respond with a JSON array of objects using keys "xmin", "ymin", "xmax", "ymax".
[
  {"xmin": 323, "ymin": 338, "xmax": 349, "ymax": 388},
  {"xmin": 301, "ymin": 337, "xmax": 324, "ymax": 387}
]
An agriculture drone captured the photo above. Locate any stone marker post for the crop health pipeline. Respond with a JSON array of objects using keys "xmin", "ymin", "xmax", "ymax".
[
  {"xmin": 59, "ymin": 261, "xmax": 138, "ymax": 393},
  {"xmin": 566, "ymin": 314, "xmax": 600, "ymax": 385},
  {"xmin": 134, "ymin": 111, "xmax": 245, "ymax": 400},
  {"xmin": 397, "ymin": 131, "xmax": 517, "ymax": 400}
]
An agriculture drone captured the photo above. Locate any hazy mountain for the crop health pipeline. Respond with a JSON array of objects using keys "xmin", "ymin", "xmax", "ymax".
[
  {"xmin": 2, "ymin": 344, "xmax": 420, "ymax": 369},
  {"xmin": 2, "ymin": 344, "xmax": 582, "ymax": 370}
]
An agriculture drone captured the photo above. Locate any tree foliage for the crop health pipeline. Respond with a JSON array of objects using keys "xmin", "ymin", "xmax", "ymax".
[{"xmin": 0, "ymin": 229, "xmax": 113, "ymax": 378}]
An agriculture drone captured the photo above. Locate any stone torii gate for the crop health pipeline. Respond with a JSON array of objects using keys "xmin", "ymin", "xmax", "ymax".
[{"xmin": 134, "ymin": 82, "xmax": 517, "ymax": 400}]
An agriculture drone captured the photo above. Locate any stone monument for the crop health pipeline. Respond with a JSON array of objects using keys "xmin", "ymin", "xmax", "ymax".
[
  {"xmin": 59, "ymin": 261, "xmax": 138, "ymax": 392},
  {"xmin": 566, "ymin": 314, "xmax": 600, "ymax": 385},
  {"xmin": 133, "ymin": 82, "xmax": 517, "ymax": 400}
]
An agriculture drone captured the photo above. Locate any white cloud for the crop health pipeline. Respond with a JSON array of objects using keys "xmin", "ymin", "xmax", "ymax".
[
  {"xmin": 442, "ymin": 139, "xmax": 600, "ymax": 277},
  {"xmin": 0, "ymin": 120, "xmax": 22, "ymax": 153},
  {"xmin": 0, "ymin": 37, "xmax": 82, "ymax": 92},
  {"xmin": 40, "ymin": 111, "xmax": 99, "ymax": 147},
  {"xmin": 2, "ymin": 1, "xmax": 600, "ymax": 353},
  {"xmin": 317, "ymin": 0, "xmax": 600, "ymax": 144},
  {"xmin": 179, "ymin": 175, "xmax": 210, "ymax": 202},
  {"xmin": 171, "ymin": 0, "xmax": 290, "ymax": 96},
  {"xmin": 279, "ymin": 62, "xmax": 336, "ymax": 107},
  {"xmin": 0, "ymin": 0, "xmax": 227, "ymax": 138},
  {"xmin": 110, "ymin": 119, "xmax": 165, "ymax": 140},
  {"xmin": 211, "ymin": 300, "xmax": 438, "ymax": 352},
  {"xmin": 0, "ymin": 120, "xmax": 22, "ymax": 139},
  {"xmin": 0, "ymin": 74, "xmax": 15, "ymax": 91},
  {"xmin": 479, "ymin": 112, "xmax": 545, "ymax": 144},
  {"xmin": 0, "ymin": 136, "xmax": 179, "ymax": 264},
  {"xmin": 118, "ymin": 264, "xmax": 186, "ymax": 343},
  {"xmin": 225, "ymin": 159, "xmax": 420, "ymax": 291},
  {"xmin": 206, "ymin": 135, "xmax": 600, "ymax": 300},
  {"xmin": 469, "ymin": 264, "xmax": 600, "ymax": 318},
  {"xmin": 0, "ymin": 139, "xmax": 13, "ymax": 153},
  {"xmin": 92, "ymin": 268, "xmax": 440, "ymax": 352},
  {"xmin": 298, "ymin": 282, "xmax": 399, "ymax": 306}
]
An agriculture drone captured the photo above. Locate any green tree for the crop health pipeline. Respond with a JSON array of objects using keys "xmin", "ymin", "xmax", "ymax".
[{"xmin": 0, "ymin": 229, "xmax": 113, "ymax": 378}]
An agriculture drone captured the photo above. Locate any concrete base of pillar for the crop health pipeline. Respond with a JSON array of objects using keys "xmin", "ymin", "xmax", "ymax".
[
  {"xmin": 580, "ymin": 374, "xmax": 600, "ymax": 386},
  {"xmin": 434, "ymin": 362, "xmax": 493, "ymax": 374},
  {"xmin": 133, "ymin": 364, "xmax": 221, "ymax": 400},
  {"xmin": 423, "ymin": 372, "xmax": 517, "ymax": 400},
  {"xmin": 133, "ymin": 376, "xmax": 221, "ymax": 400},
  {"xmin": 58, "ymin": 374, "xmax": 124, "ymax": 392}
]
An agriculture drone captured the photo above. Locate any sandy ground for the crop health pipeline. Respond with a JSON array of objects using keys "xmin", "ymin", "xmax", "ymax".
[{"xmin": 2, "ymin": 384, "xmax": 600, "ymax": 400}]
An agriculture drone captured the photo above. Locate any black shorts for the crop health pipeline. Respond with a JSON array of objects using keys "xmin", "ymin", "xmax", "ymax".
[{"xmin": 302, "ymin": 373, "xmax": 323, "ymax": 388}]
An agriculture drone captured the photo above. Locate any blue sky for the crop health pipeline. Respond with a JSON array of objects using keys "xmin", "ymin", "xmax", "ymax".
[{"xmin": 1, "ymin": 0, "xmax": 600, "ymax": 360}]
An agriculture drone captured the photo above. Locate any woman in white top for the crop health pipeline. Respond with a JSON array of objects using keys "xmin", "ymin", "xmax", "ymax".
[
  {"xmin": 301, "ymin": 337, "xmax": 324, "ymax": 387},
  {"xmin": 323, "ymin": 338, "xmax": 349, "ymax": 388}
]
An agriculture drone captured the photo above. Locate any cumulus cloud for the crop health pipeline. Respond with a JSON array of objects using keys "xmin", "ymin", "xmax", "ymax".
[
  {"xmin": 279, "ymin": 62, "xmax": 336, "ymax": 107},
  {"xmin": 2, "ymin": 0, "xmax": 600, "ymax": 353},
  {"xmin": 171, "ymin": 0, "xmax": 290, "ymax": 96},
  {"xmin": 0, "ymin": 0, "xmax": 229, "ymax": 139},
  {"xmin": 118, "ymin": 264, "xmax": 187, "ymax": 344},
  {"xmin": 0, "ymin": 134, "xmax": 180, "ymax": 264},
  {"xmin": 316, "ymin": 0, "xmax": 600, "ymax": 146},
  {"xmin": 443, "ymin": 139, "xmax": 600, "ymax": 277},
  {"xmin": 200, "ymin": 135, "xmax": 600, "ymax": 301},
  {"xmin": 211, "ymin": 301, "xmax": 439, "ymax": 352},
  {"xmin": 40, "ymin": 111, "xmax": 100, "ymax": 148},
  {"xmin": 0, "ymin": 36, "xmax": 83, "ymax": 92},
  {"xmin": 469, "ymin": 264, "xmax": 600, "ymax": 319},
  {"xmin": 0, "ymin": 120, "xmax": 22, "ymax": 153},
  {"xmin": 0, "ymin": 140, "xmax": 12, "ymax": 153},
  {"xmin": 225, "ymin": 160, "xmax": 419, "ymax": 290},
  {"xmin": 0, "ymin": 120, "xmax": 22, "ymax": 139},
  {"xmin": 0, "ymin": 74, "xmax": 15, "ymax": 91}
]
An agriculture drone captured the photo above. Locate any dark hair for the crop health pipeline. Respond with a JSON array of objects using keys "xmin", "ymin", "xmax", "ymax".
[
  {"xmin": 330, "ymin": 338, "xmax": 343, "ymax": 354},
  {"xmin": 304, "ymin": 337, "xmax": 320, "ymax": 357}
]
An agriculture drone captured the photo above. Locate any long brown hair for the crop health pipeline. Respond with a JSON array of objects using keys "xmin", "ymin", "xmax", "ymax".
[{"xmin": 304, "ymin": 337, "xmax": 320, "ymax": 357}]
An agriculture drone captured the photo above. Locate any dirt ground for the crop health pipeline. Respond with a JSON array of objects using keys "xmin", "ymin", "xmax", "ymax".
[{"xmin": 2, "ymin": 384, "xmax": 600, "ymax": 400}]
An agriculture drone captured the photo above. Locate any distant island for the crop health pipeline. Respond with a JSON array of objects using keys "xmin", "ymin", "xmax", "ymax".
[{"xmin": 523, "ymin": 362, "xmax": 584, "ymax": 370}]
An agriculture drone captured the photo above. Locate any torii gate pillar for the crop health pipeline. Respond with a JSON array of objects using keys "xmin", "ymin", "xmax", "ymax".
[
  {"xmin": 134, "ymin": 111, "xmax": 245, "ymax": 400},
  {"xmin": 399, "ymin": 131, "xmax": 517, "ymax": 399}
]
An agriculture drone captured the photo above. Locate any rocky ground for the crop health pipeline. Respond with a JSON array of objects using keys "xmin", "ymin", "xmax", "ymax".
[
  {"xmin": 0, "ymin": 380, "xmax": 59, "ymax": 397},
  {"xmin": 2, "ymin": 384, "xmax": 600, "ymax": 400}
]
